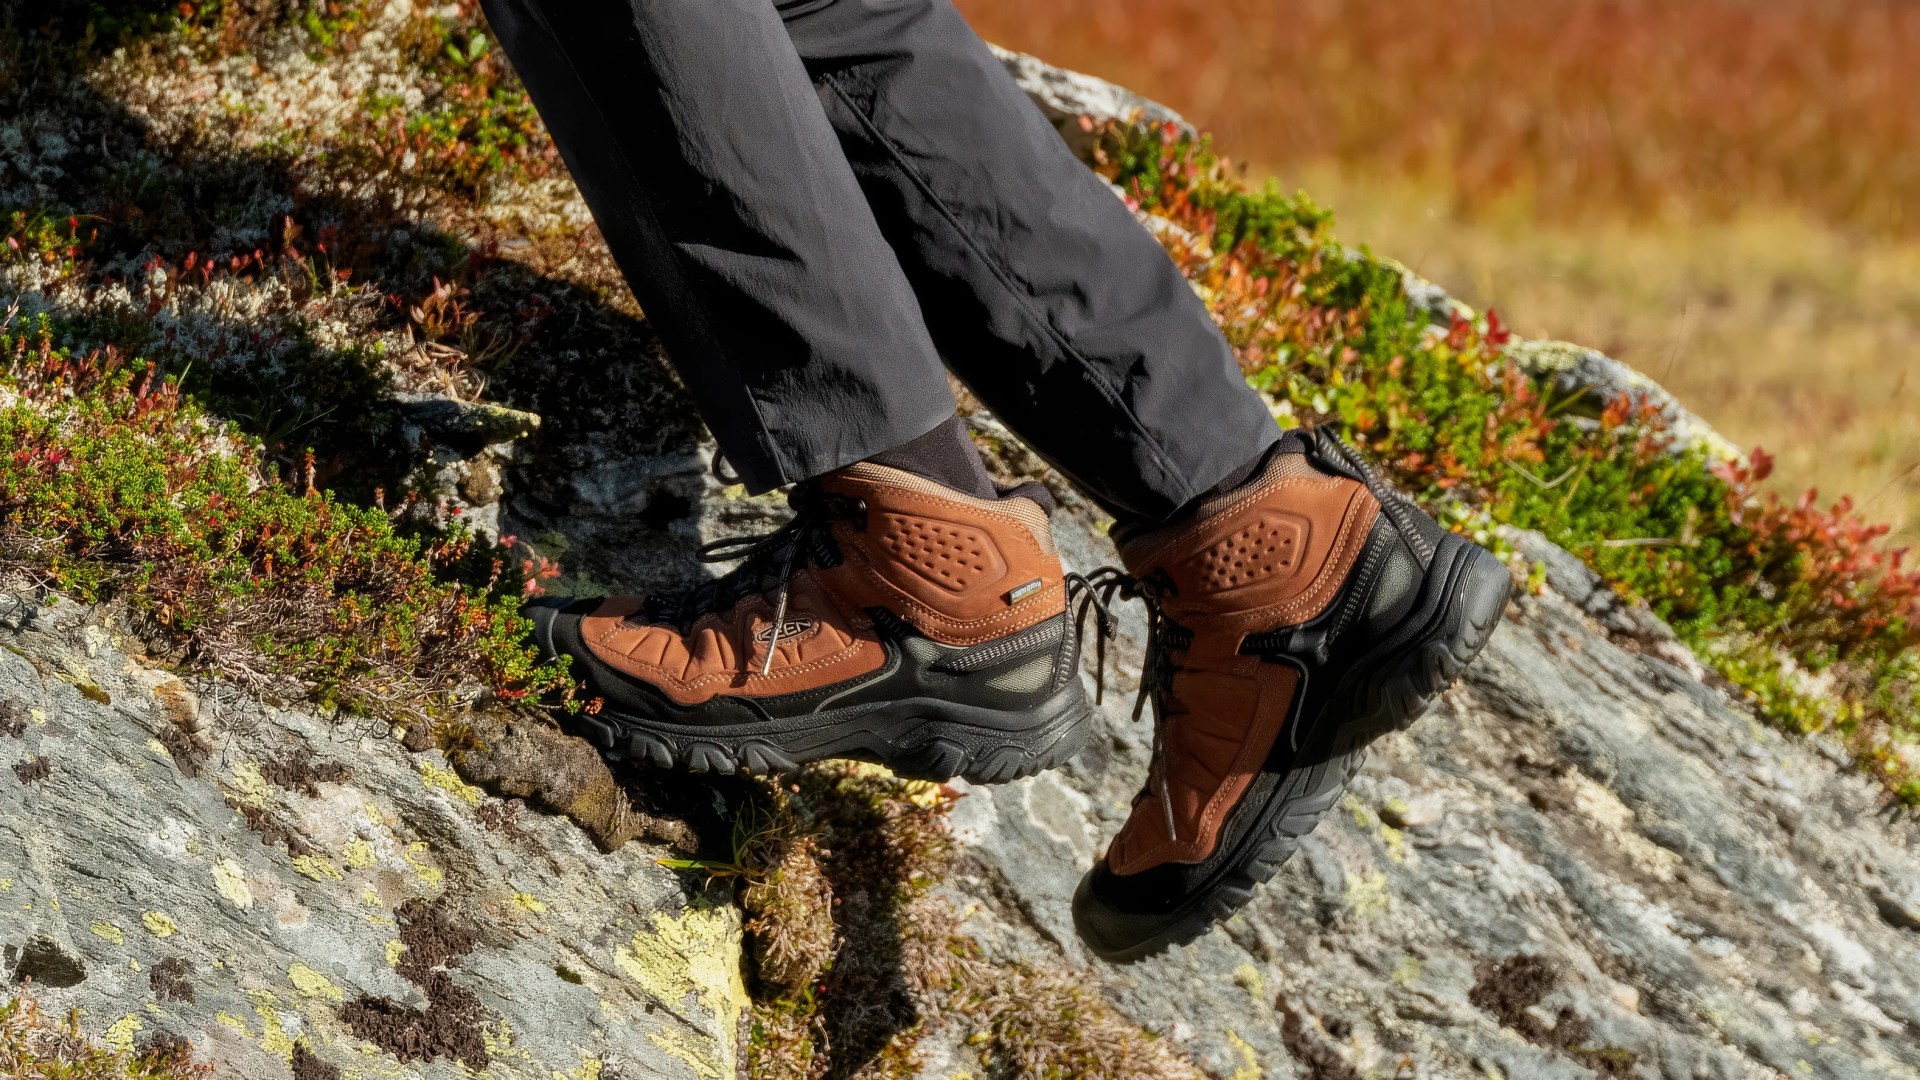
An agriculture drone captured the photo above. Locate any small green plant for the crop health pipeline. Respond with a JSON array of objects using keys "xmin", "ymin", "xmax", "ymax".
[{"xmin": 0, "ymin": 312, "xmax": 571, "ymax": 723}]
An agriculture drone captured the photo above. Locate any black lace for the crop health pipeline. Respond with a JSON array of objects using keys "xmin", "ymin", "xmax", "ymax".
[
  {"xmin": 1069, "ymin": 566, "xmax": 1185, "ymax": 841},
  {"xmin": 650, "ymin": 485, "xmax": 867, "ymax": 672}
]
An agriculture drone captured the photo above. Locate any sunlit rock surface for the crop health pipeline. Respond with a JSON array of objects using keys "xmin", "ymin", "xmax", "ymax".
[{"xmin": 0, "ymin": 597, "xmax": 743, "ymax": 1079}]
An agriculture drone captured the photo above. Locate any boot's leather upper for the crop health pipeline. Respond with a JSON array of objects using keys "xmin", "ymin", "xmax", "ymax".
[
  {"xmin": 576, "ymin": 463, "xmax": 1065, "ymax": 705},
  {"xmin": 1106, "ymin": 452, "xmax": 1379, "ymax": 874}
]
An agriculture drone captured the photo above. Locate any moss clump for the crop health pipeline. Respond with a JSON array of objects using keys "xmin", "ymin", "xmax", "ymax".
[
  {"xmin": 710, "ymin": 766, "xmax": 1198, "ymax": 1079},
  {"xmin": 741, "ymin": 830, "xmax": 836, "ymax": 998}
]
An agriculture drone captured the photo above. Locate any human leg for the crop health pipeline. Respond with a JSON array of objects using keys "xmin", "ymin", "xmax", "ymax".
[
  {"xmin": 479, "ymin": 0, "xmax": 958, "ymax": 492},
  {"xmin": 483, "ymin": 0, "xmax": 1094, "ymax": 781},
  {"xmin": 780, "ymin": 0, "xmax": 1280, "ymax": 524}
]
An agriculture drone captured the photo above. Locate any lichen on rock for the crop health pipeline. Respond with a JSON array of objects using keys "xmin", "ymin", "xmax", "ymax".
[{"xmin": 0, "ymin": 596, "xmax": 738, "ymax": 1079}]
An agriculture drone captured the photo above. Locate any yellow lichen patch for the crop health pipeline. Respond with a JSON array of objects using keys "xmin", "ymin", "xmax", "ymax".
[
  {"xmin": 559, "ymin": 1055, "xmax": 605, "ymax": 1080},
  {"xmin": 403, "ymin": 842, "xmax": 444, "ymax": 888},
  {"xmin": 228, "ymin": 761, "xmax": 273, "ymax": 809},
  {"xmin": 481, "ymin": 1018, "xmax": 522, "ymax": 1062},
  {"xmin": 216, "ymin": 1011, "xmax": 253, "ymax": 1037},
  {"xmin": 385, "ymin": 940, "xmax": 407, "ymax": 968},
  {"xmin": 289, "ymin": 962, "xmax": 345, "ymax": 1003},
  {"xmin": 1381, "ymin": 824, "xmax": 1409, "ymax": 864},
  {"xmin": 1232, "ymin": 963, "xmax": 1266, "ymax": 1004},
  {"xmin": 648, "ymin": 1027, "xmax": 724, "ymax": 1080},
  {"xmin": 129, "ymin": 958, "xmax": 141, "ymax": 972},
  {"xmin": 418, "ymin": 760, "xmax": 483, "ymax": 805},
  {"xmin": 1343, "ymin": 793, "xmax": 1379, "ymax": 831},
  {"xmin": 142, "ymin": 911, "xmax": 178, "ymax": 937},
  {"xmin": 249, "ymin": 990, "xmax": 295, "ymax": 1060},
  {"xmin": 213, "ymin": 858, "xmax": 254, "ymax": 909},
  {"xmin": 103, "ymin": 1015, "xmax": 142, "ymax": 1055},
  {"xmin": 293, "ymin": 855, "xmax": 345, "ymax": 882},
  {"xmin": 1393, "ymin": 955, "xmax": 1423, "ymax": 987},
  {"xmin": 0, "ymin": 879, "xmax": 11, "ymax": 891},
  {"xmin": 89, "ymin": 920, "xmax": 125, "ymax": 945},
  {"xmin": 146, "ymin": 737, "xmax": 173, "ymax": 760},
  {"xmin": 513, "ymin": 892, "xmax": 547, "ymax": 915},
  {"xmin": 1225, "ymin": 1029, "xmax": 1262, "ymax": 1080},
  {"xmin": 359, "ymin": 886, "xmax": 385, "ymax": 907},
  {"xmin": 614, "ymin": 906, "xmax": 746, "ymax": 1079},
  {"xmin": 342, "ymin": 838, "xmax": 377, "ymax": 869},
  {"xmin": 1344, "ymin": 871, "xmax": 1391, "ymax": 919}
]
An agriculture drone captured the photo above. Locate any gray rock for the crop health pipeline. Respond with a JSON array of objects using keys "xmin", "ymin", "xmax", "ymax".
[
  {"xmin": 1868, "ymin": 880, "xmax": 1920, "ymax": 932},
  {"xmin": 0, "ymin": 598, "xmax": 743, "ymax": 1079},
  {"xmin": 994, "ymin": 44, "xmax": 1196, "ymax": 158},
  {"xmin": 393, "ymin": 392, "xmax": 541, "ymax": 449}
]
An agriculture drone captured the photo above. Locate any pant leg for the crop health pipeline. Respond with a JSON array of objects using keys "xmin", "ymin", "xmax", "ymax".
[
  {"xmin": 780, "ymin": 0, "xmax": 1279, "ymax": 522},
  {"xmin": 479, "ymin": 0, "xmax": 958, "ymax": 493}
]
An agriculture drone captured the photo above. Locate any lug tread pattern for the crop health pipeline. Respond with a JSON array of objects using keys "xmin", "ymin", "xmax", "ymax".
[{"xmin": 588, "ymin": 697, "xmax": 1094, "ymax": 786}]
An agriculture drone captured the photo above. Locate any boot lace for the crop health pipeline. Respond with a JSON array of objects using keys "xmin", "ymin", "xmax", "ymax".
[
  {"xmin": 1069, "ymin": 566, "xmax": 1186, "ymax": 843},
  {"xmin": 649, "ymin": 485, "xmax": 868, "ymax": 675}
]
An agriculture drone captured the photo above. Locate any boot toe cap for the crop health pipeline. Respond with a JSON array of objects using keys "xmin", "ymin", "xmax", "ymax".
[{"xmin": 1072, "ymin": 865, "xmax": 1186, "ymax": 963}]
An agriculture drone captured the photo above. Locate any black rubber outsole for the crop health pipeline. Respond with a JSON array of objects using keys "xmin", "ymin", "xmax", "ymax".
[
  {"xmin": 569, "ymin": 682, "xmax": 1097, "ymax": 786},
  {"xmin": 1076, "ymin": 532, "xmax": 1513, "ymax": 962}
]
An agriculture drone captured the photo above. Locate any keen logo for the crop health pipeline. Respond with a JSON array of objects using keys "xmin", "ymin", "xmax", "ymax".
[{"xmin": 753, "ymin": 618, "xmax": 816, "ymax": 644}]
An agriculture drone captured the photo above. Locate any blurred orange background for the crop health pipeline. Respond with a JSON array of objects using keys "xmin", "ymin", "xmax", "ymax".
[{"xmin": 958, "ymin": 0, "xmax": 1920, "ymax": 539}]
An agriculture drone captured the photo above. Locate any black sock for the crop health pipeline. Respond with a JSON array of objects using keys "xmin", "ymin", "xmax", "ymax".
[{"xmin": 867, "ymin": 416, "xmax": 999, "ymax": 501}]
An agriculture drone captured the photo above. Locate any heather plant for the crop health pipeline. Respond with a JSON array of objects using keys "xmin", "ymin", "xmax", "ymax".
[
  {"xmin": 0, "ymin": 310, "xmax": 570, "ymax": 722},
  {"xmin": 335, "ymin": 0, "xmax": 557, "ymax": 199}
]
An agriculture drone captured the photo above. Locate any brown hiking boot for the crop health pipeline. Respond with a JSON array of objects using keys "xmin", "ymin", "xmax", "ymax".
[
  {"xmin": 527, "ymin": 463, "xmax": 1094, "ymax": 783},
  {"xmin": 1072, "ymin": 428, "xmax": 1511, "ymax": 960}
]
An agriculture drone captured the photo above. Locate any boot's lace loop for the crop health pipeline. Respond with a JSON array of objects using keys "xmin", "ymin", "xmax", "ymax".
[{"xmin": 1069, "ymin": 566, "xmax": 1185, "ymax": 843}]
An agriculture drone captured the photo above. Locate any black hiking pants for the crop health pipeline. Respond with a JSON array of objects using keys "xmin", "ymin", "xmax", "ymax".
[{"xmin": 478, "ymin": 0, "xmax": 1278, "ymax": 522}]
